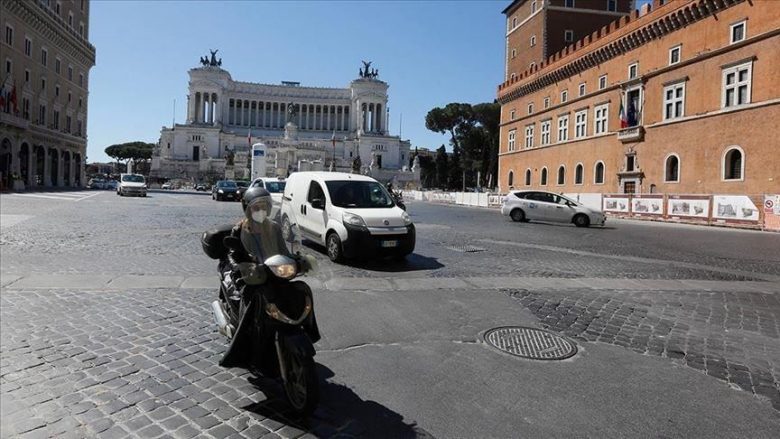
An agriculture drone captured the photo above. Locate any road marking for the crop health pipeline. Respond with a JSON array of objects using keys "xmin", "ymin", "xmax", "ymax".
[{"xmin": 10, "ymin": 191, "xmax": 100, "ymax": 202}]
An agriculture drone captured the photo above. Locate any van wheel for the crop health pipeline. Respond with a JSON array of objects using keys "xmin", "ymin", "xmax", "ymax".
[
  {"xmin": 326, "ymin": 233, "xmax": 343, "ymax": 263},
  {"xmin": 573, "ymin": 214, "xmax": 590, "ymax": 228},
  {"xmin": 510, "ymin": 208, "xmax": 525, "ymax": 222}
]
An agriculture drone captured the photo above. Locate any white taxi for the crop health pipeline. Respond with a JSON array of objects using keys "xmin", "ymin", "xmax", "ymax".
[{"xmin": 501, "ymin": 190, "xmax": 605, "ymax": 227}]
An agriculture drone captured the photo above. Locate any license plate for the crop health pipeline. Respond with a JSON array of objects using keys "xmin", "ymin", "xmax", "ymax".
[{"xmin": 381, "ymin": 240, "xmax": 398, "ymax": 248}]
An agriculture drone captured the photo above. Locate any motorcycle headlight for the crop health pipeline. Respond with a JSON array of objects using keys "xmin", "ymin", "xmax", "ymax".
[
  {"xmin": 402, "ymin": 211, "xmax": 412, "ymax": 226},
  {"xmin": 343, "ymin": 212, "xmax": 366, "ymax": 228},
  {"xmin": 264, "ymin": 254, "xmax": 298, "ymax": 279}
]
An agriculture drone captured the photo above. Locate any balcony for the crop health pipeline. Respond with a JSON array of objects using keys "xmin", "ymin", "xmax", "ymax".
[
  {"xmin": 617, "ymin": 126, "xmax": 644, "ymax": 143},
  {"xmin": 0, "ymin": 112, "xmax": 30, "ymax": 130}
]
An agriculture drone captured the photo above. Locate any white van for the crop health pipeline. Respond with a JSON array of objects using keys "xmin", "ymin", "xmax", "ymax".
[{"xmin": 280, "ymin": 172, "xmax": 415, "ymax": 262}]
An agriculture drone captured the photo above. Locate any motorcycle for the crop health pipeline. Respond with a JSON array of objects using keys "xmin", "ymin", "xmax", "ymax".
[
  {"xmin": 392, "ymin": 190, "xmax": 406, "ymax": 211},
  {"xmin": 201, "ymin": 219, "xmax": 321, "ymax": 416}
]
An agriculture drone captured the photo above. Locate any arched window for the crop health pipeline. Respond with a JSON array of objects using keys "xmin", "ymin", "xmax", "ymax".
[
  {"xmin": 665, "ymin": 154, "xmax": 680, "ymax": 182},
  {"xmin": 525, "ymin": 169, "xmax": 531, "ymax": 186},
  {"xmin": 540, "ymin": 167, "xmax": 548, "ymax": 185},
  {"xmin": 557, "ymin": 165, "xmax": 565, "ymax": 185},
  {"xmin": 723, "ymin": 147, "xmax": 744, "ymax": 180},
  {"xmin": 575, "ymin": 163, "xmax": 583, "ymax": 184},
  {"xmin": 508, "ymin": 170, "xmax": 514, "ymax": 187},
  {"xmin": 594, "ymin": 161, "xmax": 605, "ymax": 184}
]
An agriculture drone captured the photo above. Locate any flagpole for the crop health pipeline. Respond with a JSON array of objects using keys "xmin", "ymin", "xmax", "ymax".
[{"xmin": 172, "ymin": 99, "xmax": 176, "ymax": 127}]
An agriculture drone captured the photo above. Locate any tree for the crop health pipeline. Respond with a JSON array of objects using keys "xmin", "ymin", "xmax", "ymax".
[
  {"xmin": 104, "ymin": 142, "xmax": 155, "ymax": 174},
  {"xmin": 448, "ymin": 147, "xmax": 463, "ymax": 190},
  {"xmin": 434, "ymin": 145, "xmax": 449, "ymax": 189},
  {"xmin": 425, "ymin": 103, "xmax": 473, "ymax": 153}
]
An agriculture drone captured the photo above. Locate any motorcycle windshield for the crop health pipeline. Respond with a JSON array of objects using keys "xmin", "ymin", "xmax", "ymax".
[{"xmin": 240, "ymin": 218, "xmax": 295, "ymax": 264}]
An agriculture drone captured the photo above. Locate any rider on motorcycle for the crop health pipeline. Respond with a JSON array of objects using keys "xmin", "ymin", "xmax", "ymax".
[{"xmin": 220, "ymin": 187, "xmax": 319, "ymax": 369}]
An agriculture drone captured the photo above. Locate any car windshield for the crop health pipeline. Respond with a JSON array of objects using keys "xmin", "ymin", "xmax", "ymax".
[
  {"xmin": 326, "ymin": 180, "xmax": 394, "ymax": 208},
  {"xmin": 265, "ymin": 182, "xmax": 286, "ymax": 193},
  {"xmin": 121, "ymin": 175, "xmax": 144, "ymax": 183},
  {"xmin": 218, "ymin": 181, "xmax": 237, "ymax": 188}
]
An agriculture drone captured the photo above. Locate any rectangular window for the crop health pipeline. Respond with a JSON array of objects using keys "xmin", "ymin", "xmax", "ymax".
[
  {"xmin": 24, "ymin": 37, "xmax": 31, "ymax": 56},
  {"xmin": 669, "ymin": 45, "xmax": 681, "ymax": 65},
  {"xmin": 68, "ymin": 91, "xmax": 72, "ymax": 102},
  {"xmin": 4, "ymin": 59, "xmax": 10, "ymax": 74},
  {"xmin": 578, "ymin": 83, "xmax": 586, "ymax": 97},
  {"xmin": 55, "ymin": 85, "xmax": 60, "ymax": 97},
  {"xmin": 78, "ymin": 97, "xmax": 82, "ymax": 108},
  {"xmin": 564, "ymin": 30, "xmax": 574, "ymax": 43},
  {"xmin": 730, "ymin": 20, "xmax": 746, "ymax": 44},
  {"xmin": 557, "ymin": 114, "xmax": 569, "ymax": 142},
  {"xmin": 565, "ymin": 0, "xmax": 575, "ymax": 7},
  {"xmin": 722, "ymin": 62, "xmax": 752, "ymax": 108},
  {"xmin": 41, "ymin": 77, "xmax": 46, "ymax": 92},
  {"xmin": 628, "ymin": 62, "xmax": 638, "ymax": 79},
  {"xmin": 599, "ymin": 74, "xmax": 607, "ymax": 90},
  {"xmin": 4, "ymin": 25, "xmax": 12, "ymax": 46},
  {"xmin": 524, "ymin": 124, "xmax": 534, "ymax": 148},
  {"xmin": 511, "ymin": 48, "xmax": 516, "ymax": 59},
  {"xmin": 531, "ymin": 0, "xmax": 537, "ymax": 13},
  {"xmin": 68, "ymin": 66, "xmax": 73, "ymax": 81},
  {"xmin": 55, "ymin": 58, "xmax": 61, "ymax": 74},
  {"xmin": 527, "ymin": 103, "xmax": 533, "ymax": 115},
  {"xmin": 561, "ymin": 90, "xmax": 568, "ymax": 103},
  {"xmin": 79, "ymin": 73, "xmax": 84, "ymax": 87},
  {"xmin": 663, "ymin": 83, "xmax": 685, "ymax": 120},
  {"xmin": 607, "ymin": 0, "xmax": 617, "ymax": 12},
  {"xmin": 68, "ymin": 13, "xmax": 73, "ymax": 28},
  {"xmin": 594, "ymin": 104, "xmax": 609, "ymax": 134},
  {"xmin": 530, "ymin": 35, "xmax": 536, "ymax": 47},
  {"xmin": 574, "ymin": 110, "xmax": 587, "ymax": 138},
  {"xmin": 55, "ymin": 1, "xmax": 61, "ymax": 14},
  {"xmin": 544, "ymin": 97, "xmax": 550, "ymax": 109},
  {"xmin": 510, "ymin": 109, "xmax": 515, "ymax": 120},
  {"xmin": 25, "ymin": 69, "xmax": 30, "ymax": 83},
  {"xmin": 540, "ymin": 120, "xmax": 551, "ymax": 145},
  {"xmin": 41, "ymin": 48, "xmax": 47, "ymax": 66},
  {"xmin": 53, "ymin": 110, "xmax": 60, "ymax": 129},
  {"xmin": 508, "ymin": 129, "xmax": 516, "ymax": 151}
]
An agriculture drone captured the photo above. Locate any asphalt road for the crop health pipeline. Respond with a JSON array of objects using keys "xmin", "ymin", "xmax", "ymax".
[{"xmin": 1, "ymin": 190, "xmax": 779, "ymax": 438}]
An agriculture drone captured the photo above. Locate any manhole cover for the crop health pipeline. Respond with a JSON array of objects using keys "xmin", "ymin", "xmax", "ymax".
[
  {"xmin": 483, "ymin": 326, "xmax": 577, "ymax": 360},
  {"xmin": 446, "ymin": 244, "xmax": 486, "ymax": 253}
]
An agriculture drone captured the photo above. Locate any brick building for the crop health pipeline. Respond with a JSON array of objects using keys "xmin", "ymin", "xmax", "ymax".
[
  {"xmin": 497, "ymin": 0, "xmax": 780, "ymax": 205},
  {"xmin": 0, "ymin": 0, "xmax": 96, "ymax": 190}
]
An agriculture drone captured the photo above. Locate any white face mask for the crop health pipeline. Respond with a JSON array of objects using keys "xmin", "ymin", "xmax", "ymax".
[{"xmin": 251, "ymin": 211, "xmax": 267, "ymax": 223}]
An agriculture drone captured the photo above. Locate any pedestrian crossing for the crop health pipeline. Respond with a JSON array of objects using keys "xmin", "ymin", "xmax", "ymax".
[{"xmin": 5, "ymin": 190, "xmax": 101, "ymax": 202}]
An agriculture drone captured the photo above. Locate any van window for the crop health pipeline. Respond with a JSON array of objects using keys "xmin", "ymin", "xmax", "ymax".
[
  {"xmin": 265, "ymin": 181, "xmax": 286, "ymax": 193},
  {"xmin": 307, "ymin": 181, "xmax": 325, "ymax": 205},
  {"xmin": 325, "ymin": 180, "xmax": 394, "ymax": 208}
]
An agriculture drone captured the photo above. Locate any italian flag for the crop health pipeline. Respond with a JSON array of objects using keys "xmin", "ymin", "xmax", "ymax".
[
  {"xmin": 619, "ymin": 101, "xmax": 628, "ymax": 128},
  {"xmin": 247, "ymin": 126, "xmax": 252, "ymax": 147}
]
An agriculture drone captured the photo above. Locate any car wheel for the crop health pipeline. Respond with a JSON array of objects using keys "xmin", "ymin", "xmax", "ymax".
[
  {"xmin": 574, "ymin": 214, "xmax": 590, "ymax": 228},
  {"xmin": 326, "ymin": 232, "xmax": 344, "ymax": 263},
  {"xmin": 510, "ymin": 208, "xmax": 526, "ymax": 222}
]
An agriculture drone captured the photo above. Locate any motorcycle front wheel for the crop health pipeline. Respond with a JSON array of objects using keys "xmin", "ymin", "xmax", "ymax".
[{"xmin": 282, "ymin": 347, "xmax": 319, "ymax": 417}]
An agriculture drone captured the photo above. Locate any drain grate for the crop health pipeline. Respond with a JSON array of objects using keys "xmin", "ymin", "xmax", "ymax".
[
  {"xmin": 446, "ymin": 244, "xmax": 486, "ymax": 253},
  {"xmin": 483, "ymin": 326, "xmax": 577, "ymax": 360}
]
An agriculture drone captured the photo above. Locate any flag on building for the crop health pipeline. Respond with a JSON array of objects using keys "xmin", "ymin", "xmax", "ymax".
[
  {"xmin": 247, "ymin": 126, "xmax": 252, "ymax": 147},
  {"xmin": 0, "ymin": 76, "xmax": 7, "ymax": 110},
  {"xmin": 619, "ymin": 100, "xmax": 628, "ymax": 128},
  {"xmin": 331, "ymin": 130, "xmax": 336, "ymax": 149},
  {"xmin": 10, "ymin": 84, "xmax": 18, "ymax": 114}
]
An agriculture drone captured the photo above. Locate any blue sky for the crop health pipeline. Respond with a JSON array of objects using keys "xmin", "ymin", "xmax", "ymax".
[{"xmin": 86, "ymin": 0, "xmax": 652, "ymax": 163}]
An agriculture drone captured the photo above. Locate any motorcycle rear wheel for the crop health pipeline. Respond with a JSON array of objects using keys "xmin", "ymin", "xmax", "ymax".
[{"xmin": 282, "ymin": 348, "xmax": 319, "ymax": 417}]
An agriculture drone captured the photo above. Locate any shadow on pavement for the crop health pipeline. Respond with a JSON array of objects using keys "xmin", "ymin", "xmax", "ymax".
[
  {"xmin": 244, "ymin": 364, "xmax": 433, "ymax": 438},
  {"xmin": 303, "ymin": 240, "xmax": 445, "ymax": 273}
]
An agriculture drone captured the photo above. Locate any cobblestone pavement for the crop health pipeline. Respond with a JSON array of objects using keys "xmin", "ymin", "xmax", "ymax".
[
  {"xmin": 3, "ymin": 191, "xmax": 780, "ymax": 436},
  {"xmin": 0, "ymin": 288, "xmax": 430, "ymax": 438},
  {"xmin": 506, "ymin": 288, "xmax": 780, "ymax": 410}
]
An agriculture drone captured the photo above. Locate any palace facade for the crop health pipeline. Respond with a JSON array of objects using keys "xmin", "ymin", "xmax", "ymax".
[
  {"xmin": 497, "ymin": 0, "xmax": 780, "ymax": 198},
  {"xmin": 151, "ymin": 57, "xmax": 416, "ymax": 185},
  {"xmin": 1, "ymin": 0, "xmax": 96, "ymax": 190}
]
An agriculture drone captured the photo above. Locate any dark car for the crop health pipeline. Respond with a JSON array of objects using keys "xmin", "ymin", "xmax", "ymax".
[
  {"xmin": 235, "ymin": 181, "xmax": 250, "ymax": 199},
  {"xmin": 195, "ymin": 183, "xmax": 208, "ymax": 192},
  {"xmin": 212, "ymin": 180, "xmax": 239, "ymax": 201}
]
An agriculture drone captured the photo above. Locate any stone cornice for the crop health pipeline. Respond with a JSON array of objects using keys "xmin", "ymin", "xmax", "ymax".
[
  {"xmin": 7, "ymin": 0, "xmax": 97, "ymax": 69},
  {"xmin": 498, "ymin": 0, "xmax": 745, "ymax": 105}
]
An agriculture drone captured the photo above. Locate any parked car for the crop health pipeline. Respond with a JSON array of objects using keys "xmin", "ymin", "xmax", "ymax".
[
  {"xmin": 105, "ymin": 180, "xmax": 118, "ymax": 190},
  {"xmin": 501, "ymin": 190, "xmax": 605, "ymax": 227},
  {"xmin": 212, "ymin": 180, "xmax": 239, "ymax": 201},
  {"xmin": 247, "ymin": 177, "xmax": 287, "ymax": 208},
  {"xmin": 161, "ymin": 182, "xmax": 173, "ymax": 190},
  {"xmin": 87, "ymin": 178, "xmax": 106, "ymax": 189},
  {"xmin": 117, "ymin": 173, "xmax": 148, "ymax": 197},
  {"xmin": 195, "ymin": 183, "xmax": 208, "ymax": 191},
  {"xmin": 236, "ymin": 181, "xmax": 250, "ymax": 199},
  {"xmin": 280, "ymin": 172, "xmax": 414, "ymax": 262}
]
